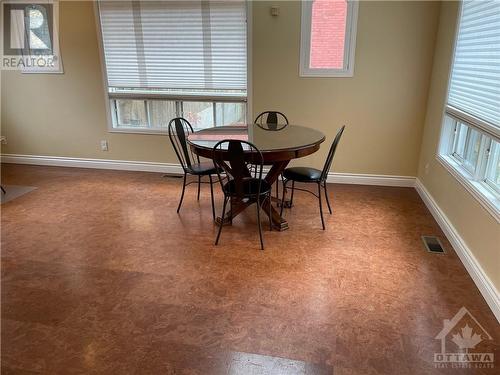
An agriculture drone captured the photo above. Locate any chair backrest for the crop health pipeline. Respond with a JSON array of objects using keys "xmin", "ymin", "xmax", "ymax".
[
  {"xmin": 212, "ymin": 140, "xmax": 264, "ymax": 198},
  {"xmin": 168, "ymin": 117, "xmax": 197, "ymax": 171},
  {"xmin": 254, "ymin": 111, "xmax": 289, "ymax": 131},
  {"xmin": 321, "ymin": 126, "xmax": 345, "ymax": 181}
]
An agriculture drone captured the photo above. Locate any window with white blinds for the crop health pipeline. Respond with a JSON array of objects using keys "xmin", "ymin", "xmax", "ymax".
[
  {"xmin": 438, "ymin": 0, "xmax": 500, "ymax": 220},
  {"xmin": 97, "ymin": 0, "xmax": 247, "ymax": 95},
  {"xmin": 446, "ymin": 0, "xmax": 500, "ymax": 138}
]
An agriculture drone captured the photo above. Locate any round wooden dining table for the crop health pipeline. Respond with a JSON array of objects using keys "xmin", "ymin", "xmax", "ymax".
[{"xmin": 187, "ymin": 124, "xmax": 325, "ymax": 231}]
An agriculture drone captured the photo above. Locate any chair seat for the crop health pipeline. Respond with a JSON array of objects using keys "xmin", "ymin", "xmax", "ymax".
[
  {"xmin": 223, "ymin": 178, "xmax": 272, "ymax": 197},
  {"xmin": 187, "ymin": 162, "xmax": 217, "ymax": 175},
  {"xmin": 283, "ymin": 167, "xmax": 322, "ymax": 182}
]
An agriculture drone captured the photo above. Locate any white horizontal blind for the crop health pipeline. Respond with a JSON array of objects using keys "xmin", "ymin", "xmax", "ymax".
[
  {"xmin": 98, "ymin": 0, "xmax": 247, "ymax": 93},
  {"xmin": 447, "ymin": 0, "xmax": 500, "ymax": 136}
]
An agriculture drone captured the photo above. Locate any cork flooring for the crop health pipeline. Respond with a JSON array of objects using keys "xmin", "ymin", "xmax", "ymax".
[{"xmin": 1, "ymin": 164, "xmax": 498, "ymax": 374}]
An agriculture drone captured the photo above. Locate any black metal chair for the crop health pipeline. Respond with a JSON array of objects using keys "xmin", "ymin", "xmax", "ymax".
[
  {"xmin": 212, "ymin": 140, "xmax": 272, "ymax": 250},
  {"xmin": 254, "ymin": 111, "xmax": 289, "ymax": 199},
  {"xmin": 254, "ymin": 111, "xmax": 289, "ymax": 131},
  {"xmin": 280, "ymin": 126, "xmax": 345, "ymax": 230},
  {"xmin": 168, "ymin": 117, "xmax": 217, "ymax": 220}
]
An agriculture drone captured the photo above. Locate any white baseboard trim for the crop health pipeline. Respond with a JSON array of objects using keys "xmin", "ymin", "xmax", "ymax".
[
  {"xmin": 1, "ymin": 153, "xmax": 184, "ymax": 175},
  {"xmin": 1, "ymin": 153, "xmax": 416, "ymax": 188},
  {"xmin": 415, "ymin": 178, "xmax": 500, "ymax": 323},
  {"xmin": 326, "ymin": 172, "xmax": 415, "ymax": 187}
]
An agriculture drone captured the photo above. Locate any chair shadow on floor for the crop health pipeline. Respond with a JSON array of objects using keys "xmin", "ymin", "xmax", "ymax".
[{"xmin": 1, "ymin": 185, "xmax": 37, "ymax": 204}]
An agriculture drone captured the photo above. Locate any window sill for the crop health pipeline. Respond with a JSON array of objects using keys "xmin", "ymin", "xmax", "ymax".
[
  {"xmin": 108, "ymin": 128, "xmax": 168, "ymax": 136},
  {"xmin": 108, "ymin": 126, "xmax": 230, "ymax": 135},
  {"xmin": 436, "ymin": 154, "xmax": 500, "ymax": 223},
  {"xmin": 109, "ymin": 91, "xmax": 247, "ymax": 102},
  {"xmin": 299, "ymin": 68, "xmax": 354, "ymax": 78}
]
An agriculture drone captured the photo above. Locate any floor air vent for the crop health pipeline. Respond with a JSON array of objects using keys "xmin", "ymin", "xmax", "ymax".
[{"xmin": 422, "ymin": 236, "xmax": 445, "ymax": 254}]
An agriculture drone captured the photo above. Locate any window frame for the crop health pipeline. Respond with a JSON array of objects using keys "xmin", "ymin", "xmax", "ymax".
[
  {"xmin": 109, "ymin": 96, "xmax": 248, "ymax": 131},
  {"xmin": 299, "ymin": 0, "xmax": 359, "ymax": 78},
  {"xmin": 93, "ymin": 0, "xmax": 251, "ymax": 135},
  {"xmin": 438, "ymin": 114, "xmax": 500, "ymax": 222},
  {"xmin": 436, "ymin": 0, "xmax": 500, "ymax": 222},
  {"xmin": 484, "ymin": 141, "xmax": 500, "ymax": 195}
]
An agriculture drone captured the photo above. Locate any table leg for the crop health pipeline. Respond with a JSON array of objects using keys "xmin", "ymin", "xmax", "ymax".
[
  {"xmin": 215, "ymin": 160, "xmax": 291, "ymax": 231},
  {"xmin": 215, "ymin": 197, "xmax": 254, "ymax": 226},
  {"xmin": 263, "ymin": 160, "xmax": 290, "ymax": 230},
  {"xmin": 261, "ymin": 196, "xmax": 289, "ymax": 231}
]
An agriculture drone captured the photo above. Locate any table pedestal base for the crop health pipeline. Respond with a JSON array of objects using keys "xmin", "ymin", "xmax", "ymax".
[
  {"xmin": 214, "ymin": 161, "xmax": 290, "ymax": 231},
  {"xmin": 215, "ymin": 197, "xmax": 289, "ymax": 231}
]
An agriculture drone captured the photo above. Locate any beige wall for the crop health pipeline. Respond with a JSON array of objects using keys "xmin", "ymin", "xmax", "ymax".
[
  {"xmin": 253, "ymin": 0, "xmax": 439, "ymax": 175},
  {"xmin": 1, "ymin": 1, "xmax": 177, "ymax": 163},
  {"xmin": 1, "ymin": 0, "xmax": 440, "ymax": 176},
  {"xmin": 417, "ymin": 1, "xmax": 500, "ymax": 290}
]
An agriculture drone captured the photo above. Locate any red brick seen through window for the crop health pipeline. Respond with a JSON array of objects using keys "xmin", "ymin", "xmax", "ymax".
[{"xmin": 310, "ymin": 0, "xmax": 347, "ymax": 69}]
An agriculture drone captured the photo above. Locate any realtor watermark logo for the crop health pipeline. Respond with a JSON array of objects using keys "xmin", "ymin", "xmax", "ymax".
[
  {"xmin": 434, "ymin": 307, "xmax": 495, "ymax": 369},
  {"xmin": 1, "ymin": 0, "xmax": 62, "ymax": 72}
]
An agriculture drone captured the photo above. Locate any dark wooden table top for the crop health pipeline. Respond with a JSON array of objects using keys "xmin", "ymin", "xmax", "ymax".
[{"xmin": 187, "ymin": 124, "xmax": 326, "ymax": 161}]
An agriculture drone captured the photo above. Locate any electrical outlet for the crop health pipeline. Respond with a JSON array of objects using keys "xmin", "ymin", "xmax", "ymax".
[
  {"xmin": 0, "ymin": 136, "xmax": 7, "ymax": 145},
  {"xmin": 270, "ymin": 6, "xmax": 279, "ymax": 16},
  {"xmin": 100, "ymin": 140, "xmax": 109, "ymax": 151},
  {"xmin": 424, "ymin": 163, "xmax": 430, "ymax": 175}
]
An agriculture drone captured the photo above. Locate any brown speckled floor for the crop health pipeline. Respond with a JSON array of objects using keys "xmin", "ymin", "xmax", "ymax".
[{"xmin": 1, "ymin": 164, "xmax": 498, "ymax": 374}]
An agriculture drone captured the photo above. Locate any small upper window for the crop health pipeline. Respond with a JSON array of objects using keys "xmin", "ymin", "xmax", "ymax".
[{"xmin": 300, "ymin": 0, "xmax": 359, "ymax": 77}]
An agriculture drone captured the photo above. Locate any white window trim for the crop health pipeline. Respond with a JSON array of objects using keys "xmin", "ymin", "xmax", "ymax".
[
  {"xmin": 446, "ymin": 105, "xmax": 500, "ymax": 141},
  {"xmin": 299, "ymin": 0, "xmax": 359, "ymax": 78},
  {"xmin": 437, "ymin": 117, "xmax": 500, "ymax": 223},
  {"xmin": 437, "ymin": 155, "xmax": 500, "ymax": 223},
  {"xmin": 436, "ymin": 1, "xmax": 500, "ymax": 223},
  {"xmin": 93, "ymin": 1, "xmax": 252, "ymax": 135}
]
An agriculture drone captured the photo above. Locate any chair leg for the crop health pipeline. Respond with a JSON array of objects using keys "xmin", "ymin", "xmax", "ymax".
[
  {"xmin": 324, "ymin": 181, "xmax": 332, "ymax": 214},
  {"xmin": 268, "ymin": 193, "xmax": 272, "ymax": 231},
  {"xmin": 256, "ymin": 197, "xmax": 264, "ymax": 250},
  {"xmin": 209, "ymin": 175, "xmax": 215, "ymax": 221},
  {"xmin": 318, "ymin": 182, "xmax": 325, "ymax": 230},
  {"xmin": 290, "ymin": 180, "xmax": 295, "ymax": 207},
  {"xmin": 229, "ymin": 196, "xmax": 233, "ymax": 225},
  {"xmin": 215, "ymin": 195, "xmax": 228, "ymax": 245},
  {"xmin": 177, "ymin": 173, "xmax": 187, "ymax": 213},
  {"xmin": 197, "ymin": 175, "xmax": 201, "ymax": 201},
  {"xmin": 276, "ymin": 174, "xmax": 282, "ymax": 201},
  {"xmin": 280, "ymin": 179, "xmax": 288, "ymax": 217}
]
